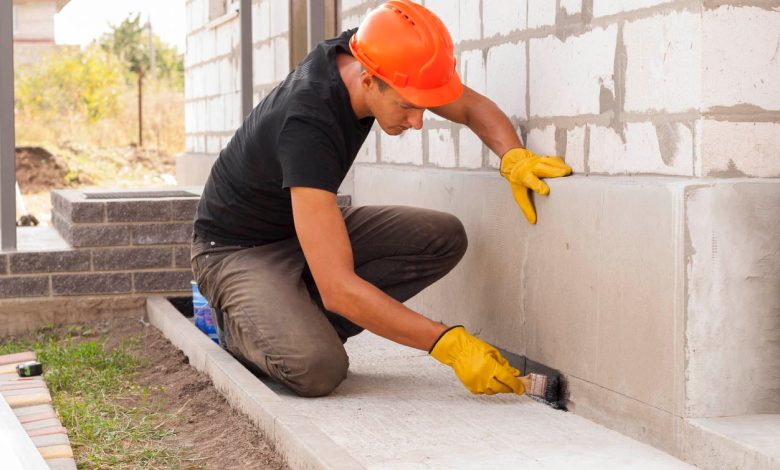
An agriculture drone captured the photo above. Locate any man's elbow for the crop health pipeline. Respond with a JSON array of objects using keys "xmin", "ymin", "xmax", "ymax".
[{"xmin": 319, "ymin": 276, "xmax": 358, "ymax": 314}]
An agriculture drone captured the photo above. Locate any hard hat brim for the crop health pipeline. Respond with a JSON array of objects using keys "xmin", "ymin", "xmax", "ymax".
[{"xmin": 392, "ymin": 73, "xmax": 464, "ymax": 109}]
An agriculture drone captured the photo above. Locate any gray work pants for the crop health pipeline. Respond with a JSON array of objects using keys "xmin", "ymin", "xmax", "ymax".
[{"xmin": 190, "ymin": 205, "xmax": 468, "ymax": 397}]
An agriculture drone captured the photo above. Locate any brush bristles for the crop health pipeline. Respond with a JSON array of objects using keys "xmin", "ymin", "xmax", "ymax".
[{"xmin": 527, "ymin": 373, "xmax": 564, "ymax": 410}]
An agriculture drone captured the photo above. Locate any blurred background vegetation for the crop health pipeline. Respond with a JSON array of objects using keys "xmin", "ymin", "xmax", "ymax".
[{"xmin": 15, "ymin": 14, "xmax": 184, "ymax": 223}]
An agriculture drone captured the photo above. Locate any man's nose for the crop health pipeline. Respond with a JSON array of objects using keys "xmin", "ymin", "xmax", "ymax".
[{"xmin": 407, "ymin": 109, "xmax": 424, "ymax": 130}]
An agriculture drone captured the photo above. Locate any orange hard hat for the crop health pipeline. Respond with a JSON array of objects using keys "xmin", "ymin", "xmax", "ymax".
[{"xmin": 349, "ymin": 0, "xmax": 463, "ymax": 108}]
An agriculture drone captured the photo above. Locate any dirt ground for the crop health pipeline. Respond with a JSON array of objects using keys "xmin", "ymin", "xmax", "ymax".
[
  {"xmin": 15, "ymin": 144, "xmax": 177, "ymax": 226},
  {"xmin": 50, "ymin": 310, "xmax": 288, "ymax": 470}
]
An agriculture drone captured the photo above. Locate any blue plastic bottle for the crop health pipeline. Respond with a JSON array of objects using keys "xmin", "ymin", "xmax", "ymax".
[{"xmin": 191, "ymin": 281, "xmax": 220, "ymax": 345}]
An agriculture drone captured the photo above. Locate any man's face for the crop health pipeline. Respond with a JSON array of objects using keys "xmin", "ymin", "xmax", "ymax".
[{"xmin": 365, "ymin": 79, "xmax": 425, "ymax": 135}]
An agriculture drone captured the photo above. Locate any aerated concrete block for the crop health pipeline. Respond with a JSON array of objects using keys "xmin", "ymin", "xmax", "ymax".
[
  {"xmin": 703, "ymin": 6, "xmax": 780, "ymax": 110},
  {"xmin": 530, "ymin": 25, "xmax": 617, "ymax": 117},
  {"xmin": 353, "ymin": 165, "xmax": 780, "ymax": 450},
  {"xmin": 701, "ymin": 121, "xmax": 780, "ymax": 178},
  {"xmin": 486, "ymin": 41, "xmax": 527, "ymax": 120},
  {"xmin": 381, "ymin": 131, "xmax": 423, "ymax": 165},
  {"xmin": 483, "ymin": 0, "xmax": 527, "ymax": 37},
  {"xmin": 593, "ymin": 0, "xmax": 673, "ymax": 17},
  {"xmin": 588, "ymin": 123, "xmax": 693, "ymax": 176},
  {"xmin": 624, "ymin": 10, "xmax": 702, "ymax": 113},
  {"xmin": 460, "ymin": 49, "xmax": 486, "ymax": 95},
  {"xmin": 428, "ymin": 129, "xmax": 456, "ymax": 168},
  {"xmin": 527, "ymin": 0, "xmax": 557, "ymax": 28},
  {"xmin": 685, "ymin": 181, "xmax": 780, "ymax": 417},
  {"xmin": 459, "ymin": 129, "xmax": 484, "ymax": 169},
  {"xmin": 459, "ymin": 0, "xmax": 481, "ymax": 41}
]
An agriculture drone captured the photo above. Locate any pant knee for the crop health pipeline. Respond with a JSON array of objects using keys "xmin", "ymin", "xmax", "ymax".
[
  {"xmin": 282, "ymin": 348, "xmax": 349, "ymax": 398},
  {"xmin": 431, "ymin": 212, "xmax": 468, "ymax": 265}
]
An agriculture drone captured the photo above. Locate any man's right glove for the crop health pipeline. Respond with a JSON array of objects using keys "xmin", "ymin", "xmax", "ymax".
[
  {"xmin": 430, "ymin": 326, "xmax": 525, "ymax": 395},
  {"xmin": 500, "ymin": 148, "xmax": 572, "ymax": 224}
]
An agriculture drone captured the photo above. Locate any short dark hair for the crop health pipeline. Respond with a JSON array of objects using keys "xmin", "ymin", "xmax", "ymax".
[{"xmin": 360, "ymin": 65, "xmax": 390, "ymax": 92}]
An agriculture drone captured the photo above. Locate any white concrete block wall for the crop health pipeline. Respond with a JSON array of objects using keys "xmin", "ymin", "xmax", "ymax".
[
  {"xmin": 530, "ymin": 25, "xmax": 617, "ymax": 117},
  {"xmin": 184, "ymin": 0, "xmax": 290, "ymax": 158},
  {"xmin": 624, "ymin": 11, "xmax": 702, "ymax": 113},
  {"xmin": 333, "ymin": 0, "xmax": 779, "ymax": 177}
]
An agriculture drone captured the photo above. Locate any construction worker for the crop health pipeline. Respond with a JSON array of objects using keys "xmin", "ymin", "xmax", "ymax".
[{"xmin": 191, "ymin": 0, "xmax": 571, "ymax": 398}]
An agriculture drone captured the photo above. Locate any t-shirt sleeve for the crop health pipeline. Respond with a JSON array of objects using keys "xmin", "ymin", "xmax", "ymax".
[{"xmin": 277, "ymin": 114, "xmax": 343, "ymax": 193}]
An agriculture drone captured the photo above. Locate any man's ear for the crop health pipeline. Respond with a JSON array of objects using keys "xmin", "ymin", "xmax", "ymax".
[{"xmin": 359, "ymin": 70, "xmax": 375, "ymax": 91}]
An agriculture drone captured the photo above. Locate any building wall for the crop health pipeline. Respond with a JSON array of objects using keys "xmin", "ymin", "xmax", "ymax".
[
  {"xmin": 12, "ymin": 0, "xmax": 57, "ymax": 41},
  {"xmin": 183, "ymin": 0, "xmax": 290, "ymax": 158},
  {"xmin": 341, "ymin": 0, "xmax": 780, "ymax": 178},
  {"xmin": 182, "ymin": 1, "xmax": 780, "ymax": 463},
  {"xmin": 12, "ymin": 0, "xmax": 60, "ymax": 65}
]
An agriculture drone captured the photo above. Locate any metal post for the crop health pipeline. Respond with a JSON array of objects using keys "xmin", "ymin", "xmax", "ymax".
[
  {"xmin": 239, "ymin": 0, "xmax": 253, "ymax": 119},
  {"xmin": 0, "ymin": 0, "xmax": 17, "ymax": 251},
  {"xmin": 307, "ymin": 0, "xmax": 325, "ymax": 51}
]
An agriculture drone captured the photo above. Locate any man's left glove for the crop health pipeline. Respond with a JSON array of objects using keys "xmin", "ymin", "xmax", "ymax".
[
  {"xmin": 500, "ymin": 148, "xmax": 572, "ymax": 224},
  {"xmin": 430, "ymin": 326, "xmax": 525, "ymax": 395}
]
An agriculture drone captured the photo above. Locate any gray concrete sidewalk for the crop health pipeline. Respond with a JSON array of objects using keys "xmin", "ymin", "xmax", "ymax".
[{"xmin": 261, "ymin": 332, "xmax": 693, "ymax": 469}]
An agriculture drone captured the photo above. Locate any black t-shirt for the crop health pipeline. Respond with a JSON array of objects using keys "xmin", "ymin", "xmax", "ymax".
[{"xmin": 194, "ymin": 29, "xmax": 374, "ymax": 246}]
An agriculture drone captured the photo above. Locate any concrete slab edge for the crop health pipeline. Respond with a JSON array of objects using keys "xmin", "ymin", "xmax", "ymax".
[
  {"xmin": 684, "ymin": 419, "xmax": 780, "ymax": 470},
  {"xmin": 0, "ymin": 393, "xmax": 49, "ymax": 469},
  {"xmin": 145, "ymin": 296, "xmax": 365, "ymax": 470}
]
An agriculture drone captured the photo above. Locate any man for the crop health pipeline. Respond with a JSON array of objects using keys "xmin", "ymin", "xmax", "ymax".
[{"xmin": 191, "ymin": 0, "xmax": 571, "ymax": 398}]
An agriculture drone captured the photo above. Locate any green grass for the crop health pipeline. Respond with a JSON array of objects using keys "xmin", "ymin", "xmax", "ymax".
[{"xmin": 0, "ymin": 325, "xmax": 196, "ymax": 469}]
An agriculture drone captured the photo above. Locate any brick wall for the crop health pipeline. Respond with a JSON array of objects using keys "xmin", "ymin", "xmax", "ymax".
[{"xmin": 0, "ymin": 190, "xmax": 198, "ymax": 301}]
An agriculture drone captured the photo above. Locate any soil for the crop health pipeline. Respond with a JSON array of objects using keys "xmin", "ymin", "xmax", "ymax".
[
  {"xmin": 15, "ymin": 146, "xmax": 76, "ymax": 193},
  {"xmin": 43, "ymin": 310, "xmax": 288, "ymax": 470}
]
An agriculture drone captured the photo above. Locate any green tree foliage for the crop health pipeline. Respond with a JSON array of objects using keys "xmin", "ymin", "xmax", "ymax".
[
  {"xmin": 14, "ymin": 45, "xmax": 125, "ymax": 122},
  {"xmin": 99, "ymin": 13, "xmax": 184, "ymax": 90},
  {"xmin": 14, "ymin": 13, "xmax": 184, "ymax": 152}
]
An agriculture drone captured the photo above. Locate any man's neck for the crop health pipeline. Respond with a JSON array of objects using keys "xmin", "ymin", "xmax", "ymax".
[{"xmin": 337, "ymin": 52, "xmax": 370, "ymax": 119}]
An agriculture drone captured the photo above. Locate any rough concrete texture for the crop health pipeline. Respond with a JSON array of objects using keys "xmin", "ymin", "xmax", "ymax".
[
  {"xmin": 685, "ymin": 181, "xmax": 780, "ymax": 417},
  {"xmin": 703, "ymin": 5, "xmax": 780, "ymax": 110},
  {"xmin": 146, "ymin": 297, "xmax": 364, "ymax": 470},
  {"xmin": 701, "ymin": 121, "xmax": 780, "ymax": 177},
  {"xmin": 262, "ymin": 331, "xmax": 693, "ymax": 469},
  {"xmin": 352, "ymin": 165, "xmax": 780, "ymax": 455},
  {"xmin": 685, "ymin": 415, "xmax": 780, "ymax": 470}
]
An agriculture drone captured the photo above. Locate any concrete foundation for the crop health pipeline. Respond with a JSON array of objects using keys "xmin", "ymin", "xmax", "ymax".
[{"xmin": 352, "ymin": 164, "xmax": 780, "ymax": 463}]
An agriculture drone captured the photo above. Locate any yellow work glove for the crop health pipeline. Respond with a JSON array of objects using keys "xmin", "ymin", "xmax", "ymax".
[
  {"xmin": 500, "ymin": 148, "xmax": 572, "ymax": 224},
  {"xmin": 430, "ymin": 326, "xmax": 525, "ymax": 395}
]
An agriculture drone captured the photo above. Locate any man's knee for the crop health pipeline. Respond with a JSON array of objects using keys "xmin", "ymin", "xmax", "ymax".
[
  {"xmin": 281, "ymin": 347, "xmax": 349, "ymax": 397},
  {"xmin": 429, "ymin": 211, "xmax": 468, "ymax": 264}
]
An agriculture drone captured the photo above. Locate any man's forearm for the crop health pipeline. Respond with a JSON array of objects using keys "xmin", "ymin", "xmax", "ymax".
[
  {"xmin": 465, "ymin": 97, "xmax": 523, "ymax": 158},
  {"xmin": 325, "ymin": 274, "xmax": 448, "ymax": 351}
]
